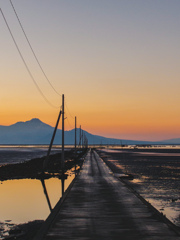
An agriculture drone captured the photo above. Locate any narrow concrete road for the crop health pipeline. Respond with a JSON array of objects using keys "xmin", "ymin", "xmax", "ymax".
[{"xmin": 39, "ymin": 149, "xmax": 180, "ymax": 240}]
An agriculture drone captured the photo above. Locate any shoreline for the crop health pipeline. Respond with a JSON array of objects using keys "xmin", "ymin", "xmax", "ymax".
[{"xmin": 0, "ymin": 148, "xmax": 86, "ymax": 182}]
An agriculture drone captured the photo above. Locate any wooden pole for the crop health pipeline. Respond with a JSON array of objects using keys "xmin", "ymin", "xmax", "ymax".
[
  {"xmin": 75, "ymin": 116, "xmax": 77, "ymax": 174},
  {"xmin": 43, "ymin": 109, "xmax": 62, "ymax": 172},
  {"xmin": 61, "ymin": 94, "xmax": 65, "ymax": 195},
  {"xmin": 75, "ymin": 116, "xmax": 77, "ymax": 152},
  {"xmin": 82, "ymin": 130, "xmax": 84, "ymax": 148},
  {"xmin": 80, "ymin": 125, "xmax": 81, "ymax": 148}
]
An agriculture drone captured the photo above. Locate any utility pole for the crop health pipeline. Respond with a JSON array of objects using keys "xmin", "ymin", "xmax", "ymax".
[
  {"xmin": 80, "ymin": 125, "xmax": 81, "ymax": 148},
  {"xmin": 61, "ymin": 94, "xmax": 65, "ymax": 195},
  {"xmin": 75, "ymin": 116, "xmax": 77, "ymax": 174},
  {"xmin": 75, "ymin": 116, "xmax": 77, "ymax": 153}
]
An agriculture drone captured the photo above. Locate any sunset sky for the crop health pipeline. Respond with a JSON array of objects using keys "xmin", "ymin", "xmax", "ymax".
[{"xmin": 1, "ymin": 0, "xmax": 180, "ymax": 141}]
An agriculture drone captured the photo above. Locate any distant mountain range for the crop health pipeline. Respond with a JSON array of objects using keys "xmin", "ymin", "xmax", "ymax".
[{"xmin": 0, "ymin": 118, "xmax": 179, "ymax": 145}]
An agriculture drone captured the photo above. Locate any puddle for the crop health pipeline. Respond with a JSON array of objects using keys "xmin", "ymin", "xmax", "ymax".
[
  {"xmin": 0, "ymin": 170, "xmax": 75, "ymax": 239},
  {"xmin": 143, "ymin": 197, "xmax": 180, "ymax": 227},
  {"xmin": 99, "ymin": 148, "xmax": 180, "ymax": 227},
  {"xmin": 131, "ymin": 178, "xmax": 142, "ymax": 184}
]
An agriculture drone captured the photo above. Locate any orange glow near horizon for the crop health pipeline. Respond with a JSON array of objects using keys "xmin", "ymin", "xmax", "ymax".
[
  {"xmin": 1, "ymin": 1, "xmax": 180, "ymax": 142},
  {"xmin": 1, "ymin": 99, "xmax": 180, "ymax": 141}
]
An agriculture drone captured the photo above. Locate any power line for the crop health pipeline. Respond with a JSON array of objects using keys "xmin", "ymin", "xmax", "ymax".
[
  {"xmin": 65, "ymin": 102, "xmax": 74, "ymax": 119},
  {"xmin": 65, "ymin": 105, "xmax": 74, "ymax": 129},
  {"xmin": 0, "ymin": 8, "xmax": 59, "ymax": 109},
  {"xmin": 9, "ymin": 0, "xmax": 61, "ymax": 97},
  {"xmin": 66, "ymin": 116, "xmax": 73, "ymax": 130}
]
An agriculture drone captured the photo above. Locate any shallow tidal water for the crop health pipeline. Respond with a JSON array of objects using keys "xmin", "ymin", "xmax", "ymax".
[
  {"xmin": 0, "ymin": 145, "xmax": 61, "ymax": 166},
  {"xmin": 0, "ymin": 146, "xmax": 76, "ymax": 239},
  {"xmin": 0, "ymin": 170, "xmax": 75, "ymax": 239},
  {"xmin": 100, "ymin": 147, "xmax": 180, "ymax": 227},
  {"xmin": 130, "ymin": 177, "xmax": 180, "ymax": 227}
]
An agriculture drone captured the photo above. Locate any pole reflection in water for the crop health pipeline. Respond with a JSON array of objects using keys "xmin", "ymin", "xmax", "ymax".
[
  {"xmin": 40, "ymin": 178, "xmax": 52, "ymax": 212},
  {"xmin": 61, "ymin": 176, "xmax": 64, "ymax": 196},
  {"xmin": 0, "ymin": 170, "xmax": 75, "ymax": 225}
]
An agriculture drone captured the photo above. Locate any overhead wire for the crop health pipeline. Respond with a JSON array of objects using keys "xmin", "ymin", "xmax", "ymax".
[
  {"xmin": 65, "ymin": 100, "xmax": 76, "ymax": 130},
  {"xmin": 66, "ymin": 116, "xmax": 73, "ymax": 130},
  {"xmin": 64, "ymin": 107, "xmax": 73, "ymax": 130},
  {"xmin": 65, "ymin": 102, "xmax": 75, "ymax": 119},
  {"xmin": 9, "ymin": 0, "xmax": 61, "ymax": 97},
  {"xmin": 0, "ymin": 8, "xmax": 59, "ymax": 109}
]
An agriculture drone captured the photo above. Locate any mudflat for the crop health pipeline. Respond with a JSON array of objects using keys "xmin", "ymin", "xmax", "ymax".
[{"xmin": 98, "ymin": 147, "xmax": 180, "ymax": 227}]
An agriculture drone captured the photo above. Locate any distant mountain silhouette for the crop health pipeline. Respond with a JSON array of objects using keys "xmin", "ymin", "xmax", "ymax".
[
  {"xmin": 0, "ymin": 118, "xmax": 176, "ymax": 145},
  {"xmin": 0, "ymin": 118, "xmax": 54, "ymax": 144},
  {"xmin": 156, "ymin": 138, "xmax": 180, "ymax": 144}
]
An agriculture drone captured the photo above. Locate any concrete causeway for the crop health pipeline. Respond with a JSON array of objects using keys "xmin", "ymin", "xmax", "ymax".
[{"xmin": 35, "ymin": 149, "xmax": 180, "ymax": 240}]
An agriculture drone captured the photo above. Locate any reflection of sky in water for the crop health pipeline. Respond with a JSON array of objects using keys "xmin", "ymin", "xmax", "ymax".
[
  {"xmin": 0, "ymin": 169, "xmax": 75, "ymax": 238},
  {"xmin": 0, "ymin": 174, "xmax": 74, "ymax": 224},
  {"xmin": 131, "ymin": 178, "xmax": 142, "ymax": 184},
  {"xmin": 133, "ymin": 152, "xmax": 180, "ymax": 156},
  {"xmin": 142, "ymin": 196, "xmax": 180, "ymax": 227},
  {"xmin": 100, "ymin": 148, "xmax": 180, "ymax": 227},
  {"xmin": 130, "ymin": 179, "xmax": 180, "ymax": 227}
]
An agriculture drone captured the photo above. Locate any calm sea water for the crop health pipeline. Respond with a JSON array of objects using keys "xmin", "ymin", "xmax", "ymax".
[{"xmin": 0, "ymin": 146, "xmax": 75, "ymax": 239}]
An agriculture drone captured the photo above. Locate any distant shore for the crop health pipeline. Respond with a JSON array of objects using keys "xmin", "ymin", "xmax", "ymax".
[{"xmin": 0, "ymin": 148, "xmax": 86, "ymax": 181}]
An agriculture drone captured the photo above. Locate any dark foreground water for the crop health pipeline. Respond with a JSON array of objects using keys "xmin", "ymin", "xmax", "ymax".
[{"xmin": 99, "ymin": 147, "xmax": 180, "ymax": 227}]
